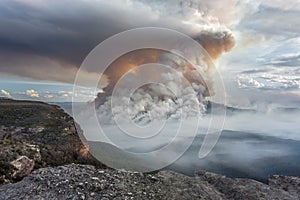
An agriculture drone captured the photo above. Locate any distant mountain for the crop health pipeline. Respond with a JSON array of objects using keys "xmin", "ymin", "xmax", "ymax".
[{"xmin": 204, "ymin": 101, "xmax": 256, "ymax": 115}]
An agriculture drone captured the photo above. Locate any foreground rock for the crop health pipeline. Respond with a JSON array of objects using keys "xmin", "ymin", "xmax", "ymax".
[
  {"xmin": 10, "ymin": 156, "xmax": 35, "ymax": 180},
  {"xmin": 0, "ymin": 99, "xmax": 105, "ymax": 184},
  {"xmin": 0, "ymin": 164, "xmax": 298, "ymax": 200}
]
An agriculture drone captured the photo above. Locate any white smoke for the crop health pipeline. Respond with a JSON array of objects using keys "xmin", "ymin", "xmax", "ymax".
[{"xmin": 95, "ymin": 50, "xmax": 212, "ymax": 125}]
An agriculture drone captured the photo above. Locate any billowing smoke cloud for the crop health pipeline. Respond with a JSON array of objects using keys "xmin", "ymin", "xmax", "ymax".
[
  {"xmin": 96, "ymin": 58, "xmax": 205, "ymax": 122},
  {"xmin": 194, "ymin": 31, "xmax": 235, "ymax": 60},
  {"xmin": 0, "ymin": 0, "xmax": 236, "ymax": 84},
  {"xmin": 94, "ymin": 45, "xmax": 216, "ymax": 125},
  {"xmin": 74, "ymin": 42, "xmax": 219, "ymax": 172}
]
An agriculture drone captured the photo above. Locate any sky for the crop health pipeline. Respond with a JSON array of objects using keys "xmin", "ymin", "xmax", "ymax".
[{"xmin": 0, "ymin": 0, "xmax": 299, "ymax": 104}]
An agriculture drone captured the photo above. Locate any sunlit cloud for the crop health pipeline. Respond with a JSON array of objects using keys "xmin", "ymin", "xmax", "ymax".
[
  {"xmin": 26, "ymin": 89, "xmax": 40, "ymax": 98},
  {"xmin": 0, "ymin": 89, "xmax": 12, "ymax": 98}
]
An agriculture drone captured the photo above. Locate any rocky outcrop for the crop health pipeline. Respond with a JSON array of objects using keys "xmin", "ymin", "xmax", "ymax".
[
  {"xmin": 0, "ymin": 140, "xmax": 42, "ymax": 184},
  {"xmin": 0, "ymin": 99, "xmax": 106, "ymax": 184},
  {"xmin": 269, "ymin": 175, "xmax": 300, "ymax": 197},
  {"xmin": 0, "ymin": 164, "xmax": 299, "ymax": 200}
]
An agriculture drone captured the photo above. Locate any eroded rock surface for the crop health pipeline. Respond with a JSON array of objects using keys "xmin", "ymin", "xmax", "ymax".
[{"xmin": 0, "ymin": 164, "xmax": 299, "ymax": 200}]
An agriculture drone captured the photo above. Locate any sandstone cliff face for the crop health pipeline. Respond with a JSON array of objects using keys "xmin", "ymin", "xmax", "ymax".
[
  {"xmin": 0, "ymin": 164, "xmax": 299, "ymax": 200},
  {"xmin": 0, "ymin": 99, "xmax": 105, "ymax": 184}
]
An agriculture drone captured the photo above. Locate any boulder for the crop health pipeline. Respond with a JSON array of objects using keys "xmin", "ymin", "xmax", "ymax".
[{"xmin": 10, "ymin": 156, "xmax": 35, "ymax": 180}]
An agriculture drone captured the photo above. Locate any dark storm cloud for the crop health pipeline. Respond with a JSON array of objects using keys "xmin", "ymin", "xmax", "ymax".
[
  {"xmin": 0, "ymin": 0, "xmax": 124, "ymax": 66},
  {"xmin": 0, "ymin": 0, "xmax": 235, "ymax": 84}
]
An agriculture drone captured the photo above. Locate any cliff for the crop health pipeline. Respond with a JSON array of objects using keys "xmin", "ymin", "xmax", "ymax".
[{"xmin": 0, "ymin": 99, "xmax": 105, "ymax": 184}]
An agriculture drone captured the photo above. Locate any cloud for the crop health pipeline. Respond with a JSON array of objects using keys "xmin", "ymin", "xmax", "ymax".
[
  {"xmin": 234, "ymin": 37, "xmax": 300, "ymax": 92},
  {"xmin": 1, "ymin": 0, "xmax": 298, "ymax": 101},
  {"xmin": 262, "ymin": 0, "xmax": 300, "ymax": 10},
  {"xmin": 220, "ymin": 1, "xmax": 300, "ymax": 71},
  {"xmin": 0, "ymin": 89, "xmax": 12, "ymax": 98},
  {"xmin": 238, "ymin": 2, "xmax": 300, "ymax": 37},
  {"xmin": 240, "ymin": 69, "xmax": 272, "ymax": 74},
  {"xmin": 0, "ymin": 0, "xmax": 236, "ymax": 85},
  {"xmin": 44, "ymin": 94, "xmax": 54, "ymax": 99},
  {"xmin": 237, "ymin": 68, "xmax": 300, "ymax": 91},
  {"xmin": 26, "ymin": 89, "xmax": 39, "ymax": 98},
  {"xmin": 0, "ymin": 52, "xmax": 108, "ymax": 87},
  {"xmin": 268, "ymin": 53, "xmax": 300, "ymax": 67}
]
